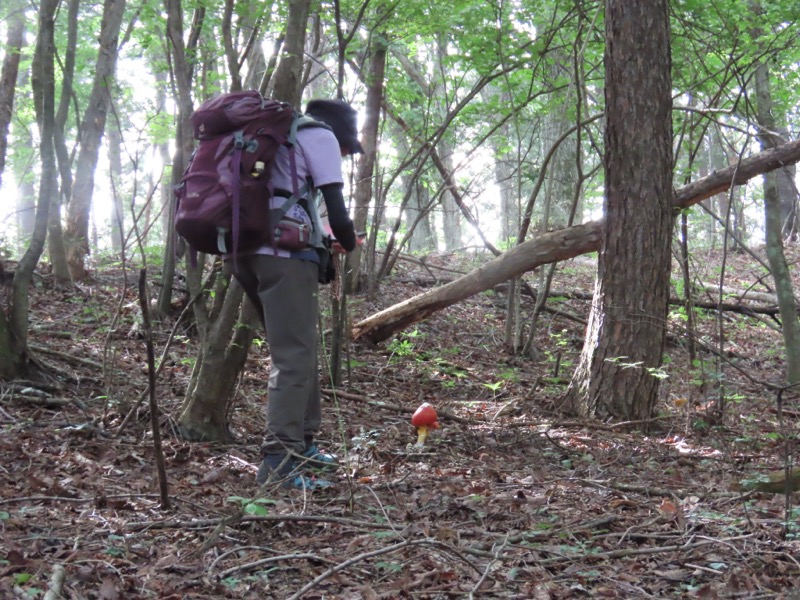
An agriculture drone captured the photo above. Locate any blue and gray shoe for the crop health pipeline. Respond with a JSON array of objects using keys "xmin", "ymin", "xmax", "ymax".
[
  {"xmin": 257, "ymin": 454, "xmax": 333, "ymax": 490},
  {"xmin": 301, "ymin": 444, "xmax": 340, "ymax": 472}
]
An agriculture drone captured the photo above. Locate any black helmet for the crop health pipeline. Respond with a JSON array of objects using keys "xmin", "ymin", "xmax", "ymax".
[{"xmin": 305, "ymin": 99, "xmax": 364, "ymax": 154}]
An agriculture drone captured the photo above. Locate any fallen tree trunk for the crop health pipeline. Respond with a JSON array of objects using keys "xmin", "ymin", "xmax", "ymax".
[
  {"xmin": 353, "ymin": 139, "xmax": 800, "ymax": 343},
  {"xmin": 394, "ymin": 276, "xmax": 782, "ymax": 309},
  {"xmin": 695, "ymin": 283, "xmax": 778, "ymax": 305}
]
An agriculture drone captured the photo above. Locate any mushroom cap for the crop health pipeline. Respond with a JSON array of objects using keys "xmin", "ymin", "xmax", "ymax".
[{"xmin": 411, "ymin": 402, "xmax": 439, "ymax": 428}]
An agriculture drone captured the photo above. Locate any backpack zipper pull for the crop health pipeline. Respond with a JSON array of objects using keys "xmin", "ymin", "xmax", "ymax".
[{"xmin": 251, "ymin": 161, "xmax": 265, "ymax": 178}]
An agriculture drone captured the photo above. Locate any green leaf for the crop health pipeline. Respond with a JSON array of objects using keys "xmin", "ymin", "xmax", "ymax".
[{"xmin": 244, "ymin": 503, "xmax": 269, "ymax": 516}]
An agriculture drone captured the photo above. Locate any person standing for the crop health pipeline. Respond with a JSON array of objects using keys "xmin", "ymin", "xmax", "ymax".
[{"xmin": 229, "ymin": 99, "xmax": 364, "ymax": 489}]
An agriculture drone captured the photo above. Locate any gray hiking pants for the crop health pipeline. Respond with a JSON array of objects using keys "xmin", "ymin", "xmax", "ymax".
[{"xmin": 231, "ymin": 254, "xmax": 321, "ymax": 457}]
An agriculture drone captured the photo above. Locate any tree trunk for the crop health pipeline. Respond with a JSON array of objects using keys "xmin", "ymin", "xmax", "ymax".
[
  {"xmin": 0, "ymin": 308, "xmax": 23, "ymax": 379},
  {"xmin": 753, "ymin": 59, "xmax": 800, "ymax": 384},
  {"xmin": 4, "ymin": 7, "xmax": 31, "ymax": 258},
  {"xmin": 107, "ymin": 123, "xmax": 125, "ymax": 254},
  {"xmin": 14, "ymin": 160, "xmax": 36, "ymax": 257},
  {"xmin": 175, "ymin": 0, "xmax": 312, "ymax": 441},
  {"xmin": 439, "ymin": 142, "xmax": 462, "ymax": 250},
  {"xmin": 0, "ymin": 4, "xmax": 25, "ymax": 189},
  {"xmin": 63, "ymin": 0, "xmax": 126, "ymax": 281},
  {"xmin": 270, "ymin": 0, "xmax": 311, "ymax": 108},
  {"xmin": 346, "ymin": 34, "xmax": 385, "ymax": 293},
  {"xmin": 493, "ymin": 119, "xmax": 519, "ymax": 244},
  {"xmin": 567, "ymin": 0, "xmax": 674, "ymax": 421},
  {"xmin": 46, "ymin": 0, "xmax": 80, "ymax": 286},
  {"xmin": 158, "ymin": 0, "xmax": 197, "ymax": 318},
  {"xmin": 1, "ymin": 0, "xmax": 59, "ymax": 379},
  {"xmin": 404, "ymin": 175, "xmax": 437, "ymax": 253},
  {"xmin": 177, "ymin": 281, "xmax": 251, "ymax": 441},
  {"xmin": 352, "ymin": 138, "xmax": 800, "ymax": 345},
  {"xmin": 433, "ymin": 41, "xmax": 462, "ymax": 251},
  {"xmin": 776, "ymin": 129, "xmax": 797, "ymax": 241}
]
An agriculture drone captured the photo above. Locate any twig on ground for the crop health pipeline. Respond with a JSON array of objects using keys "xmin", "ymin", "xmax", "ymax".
[
  {"xmin": 42, "ymin": 564, "xmax": 66, "ymax": 600},
  {"xmin": 0, "ymin": 493, "xmax": 161, "ymax": 505},
  {"xmin": 286, "ymin": 540, "xmax": 423, "ymax": 600},
  {"xmin": 285, "ymin": 540, "xmax": 413, "ymax": 600},
  {"xmin": 29, "ymin": 345, "xmax": 104, "ymax": 369},
  {"xmin": 470, "ymin": 535, "xmax": 507, "ymax": 597},
  {"xmin": 126, "ymin": 513, "xmax": 396, "ymax": 533},
  {"xmin": 536, "ymin": 534, "xmax": 753, "ymax": 566},
  {"xmin": 215, "ymin": 552, "xmax": 337, "ymax": 580}
]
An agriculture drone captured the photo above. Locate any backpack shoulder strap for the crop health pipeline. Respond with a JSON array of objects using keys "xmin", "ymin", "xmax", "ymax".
[
  {"xmin": 306, "ymin": 189, "xmax": 327, "ymax": 249},
  {"xmin": 279, "ymin": 114, "xmax": 332, "ymax": 249},
  {"xmin": 295, "ymin": 115, "xmax": 333, "ymax": 134}
]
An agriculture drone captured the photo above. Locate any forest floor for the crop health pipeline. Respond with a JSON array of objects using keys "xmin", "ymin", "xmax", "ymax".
[{"xmin": 1, "ymin": 245, "xmax": 800, "ymax": 599}]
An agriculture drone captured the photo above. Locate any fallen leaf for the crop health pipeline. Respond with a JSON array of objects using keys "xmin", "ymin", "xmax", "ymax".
[{"xmin": 99, "ymin": 577, "xmax": 119, "ymax": 600}]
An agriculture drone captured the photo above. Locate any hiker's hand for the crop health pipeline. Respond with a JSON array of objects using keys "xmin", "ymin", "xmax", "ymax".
[{"xmin": 332, "ymin": 234, "xmax": 365, "ymax": 254}]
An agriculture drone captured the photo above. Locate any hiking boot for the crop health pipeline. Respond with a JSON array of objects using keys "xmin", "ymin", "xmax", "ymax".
[
  {"xmin": 256, "ymin": 454, "xmax": 333, "ymax": 490},
  {"xmin": 301, "ymin": 443, "xmax": 339, "ymax": 472}
]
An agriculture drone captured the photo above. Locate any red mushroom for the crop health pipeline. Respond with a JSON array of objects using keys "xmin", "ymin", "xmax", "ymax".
[{"xmin": 411, "ymin": 403, "xmax": 439, "ymax": 446}]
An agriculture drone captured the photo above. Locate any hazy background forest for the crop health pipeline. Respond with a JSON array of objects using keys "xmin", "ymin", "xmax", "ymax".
[
  {"xmin": 0, "ymin": 0, "xmax": 797, "ymax": 275},
  {"xmin": 1, "ymin": 0, "xmax": 800, "ymax": 597}
]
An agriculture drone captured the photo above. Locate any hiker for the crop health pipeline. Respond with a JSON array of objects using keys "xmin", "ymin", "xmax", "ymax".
[{"xmin": 230, "ymin": 99, "xmax": 364, "ymax": 489}]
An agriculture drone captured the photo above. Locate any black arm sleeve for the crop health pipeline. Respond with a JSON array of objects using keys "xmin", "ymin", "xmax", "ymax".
[{"xmin": 318, "ymin": 183, "xmax": 357, "ymax": 251}]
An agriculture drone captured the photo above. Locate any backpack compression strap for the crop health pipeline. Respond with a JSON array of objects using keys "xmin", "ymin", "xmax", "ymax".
[
  {"xmin": 225, "ymin": 131, "xmax": 248, "ymax": 265},
  {"xmin": 290, "ymin": 115, "xmax": 331, "ymax": 249},
  {"xmin": 267, "ymin": 113, "xmax": 326, "ymax": 249}
]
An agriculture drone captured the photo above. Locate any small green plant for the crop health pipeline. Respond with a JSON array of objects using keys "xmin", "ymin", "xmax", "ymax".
[
  {"xmin": 786, "ymin": 508, "xmax": 800, "ymax": 540},
  {"xmin": 604, "ymin": 356, "xmax": 669, "ymax": 381},
  {"xmin": 386, "ymin": 329, "xmax": 423, "ymax": 361},
  {"xmin": 387, "ymin": 337, "xmax": 414, "ymax": 357},
  {"xmin": 220, "ymin": 577, "xmax": 242, "ymax": 589},
  {"xmin": 499, "ymin": 368, "xmax": 519, "ymax": 382},
  {"xmin": 645, "ymin": 366, "xmax": 669, "ymax": 380},
  {"xmin": 105, "ymin": 534, "xmax": 127, "ymax": 557},
  {"xmin": 482, "ymin": 381, "xmax": 503, "ymax": 392},
  {"xmin": 227, "ymin": 495, "xmax": 277, "ymax": 516}
]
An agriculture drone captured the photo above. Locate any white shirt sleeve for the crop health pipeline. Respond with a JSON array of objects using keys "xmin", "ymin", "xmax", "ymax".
[{"xmin": 296, "ymin": 127, "xmax": 344, "ymax": 187}]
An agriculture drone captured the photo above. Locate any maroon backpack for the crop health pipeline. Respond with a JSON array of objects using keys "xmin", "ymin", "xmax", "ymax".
[{"xmin": 174, "ymin": 91, "xmax": 306, "ymax": 263}]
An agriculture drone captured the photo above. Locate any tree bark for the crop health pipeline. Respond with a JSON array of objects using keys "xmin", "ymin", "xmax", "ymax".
[
  {"xmin": 63, "ymin": 0, "xmax": 127, "ymax": 281},
  {"xmin": 12, "ymin": 65, "xmax": 35, "ymax": 253},
  {"xmin": 177, "ymin": 281, "xmax": 248, "ymax": 441},
  {"xmin": 352, "ymin": 139, "xmax": 800, "ymax": 344},
  {"xmin": 566, "ymin": 0, "xmax": 674, "ymax": 421},
  {"xmin": 1, "ymin": 0, "xmax": 59, "ymax": 379},
  {"xmin": 47, "ymin": 0, "xmax": 79, "ymax": 286},
  {"xmin": 0, "ymin": 5, "xmax": 25, "ymax": 189},
  {"xmin": 0, "ymin": 308, "xmax": 21, "ymax": 379},
  {"xmin": 346, "ymin": 34, "xmax": 385, "ymax": 293},
  {"xmin": 159, "ymin": 0, "xmax": 199, "ymax": 318},
  {"xmin": 753, "ymin": 58, "xmax": 800, "ymax": 384},
  {"xmin": 270, "ymin": 0, "xmax": 310, "ymax": 107},
  {"xmin": 107, "ymin": 123, "xmax": 125, "ymax": 254}
]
